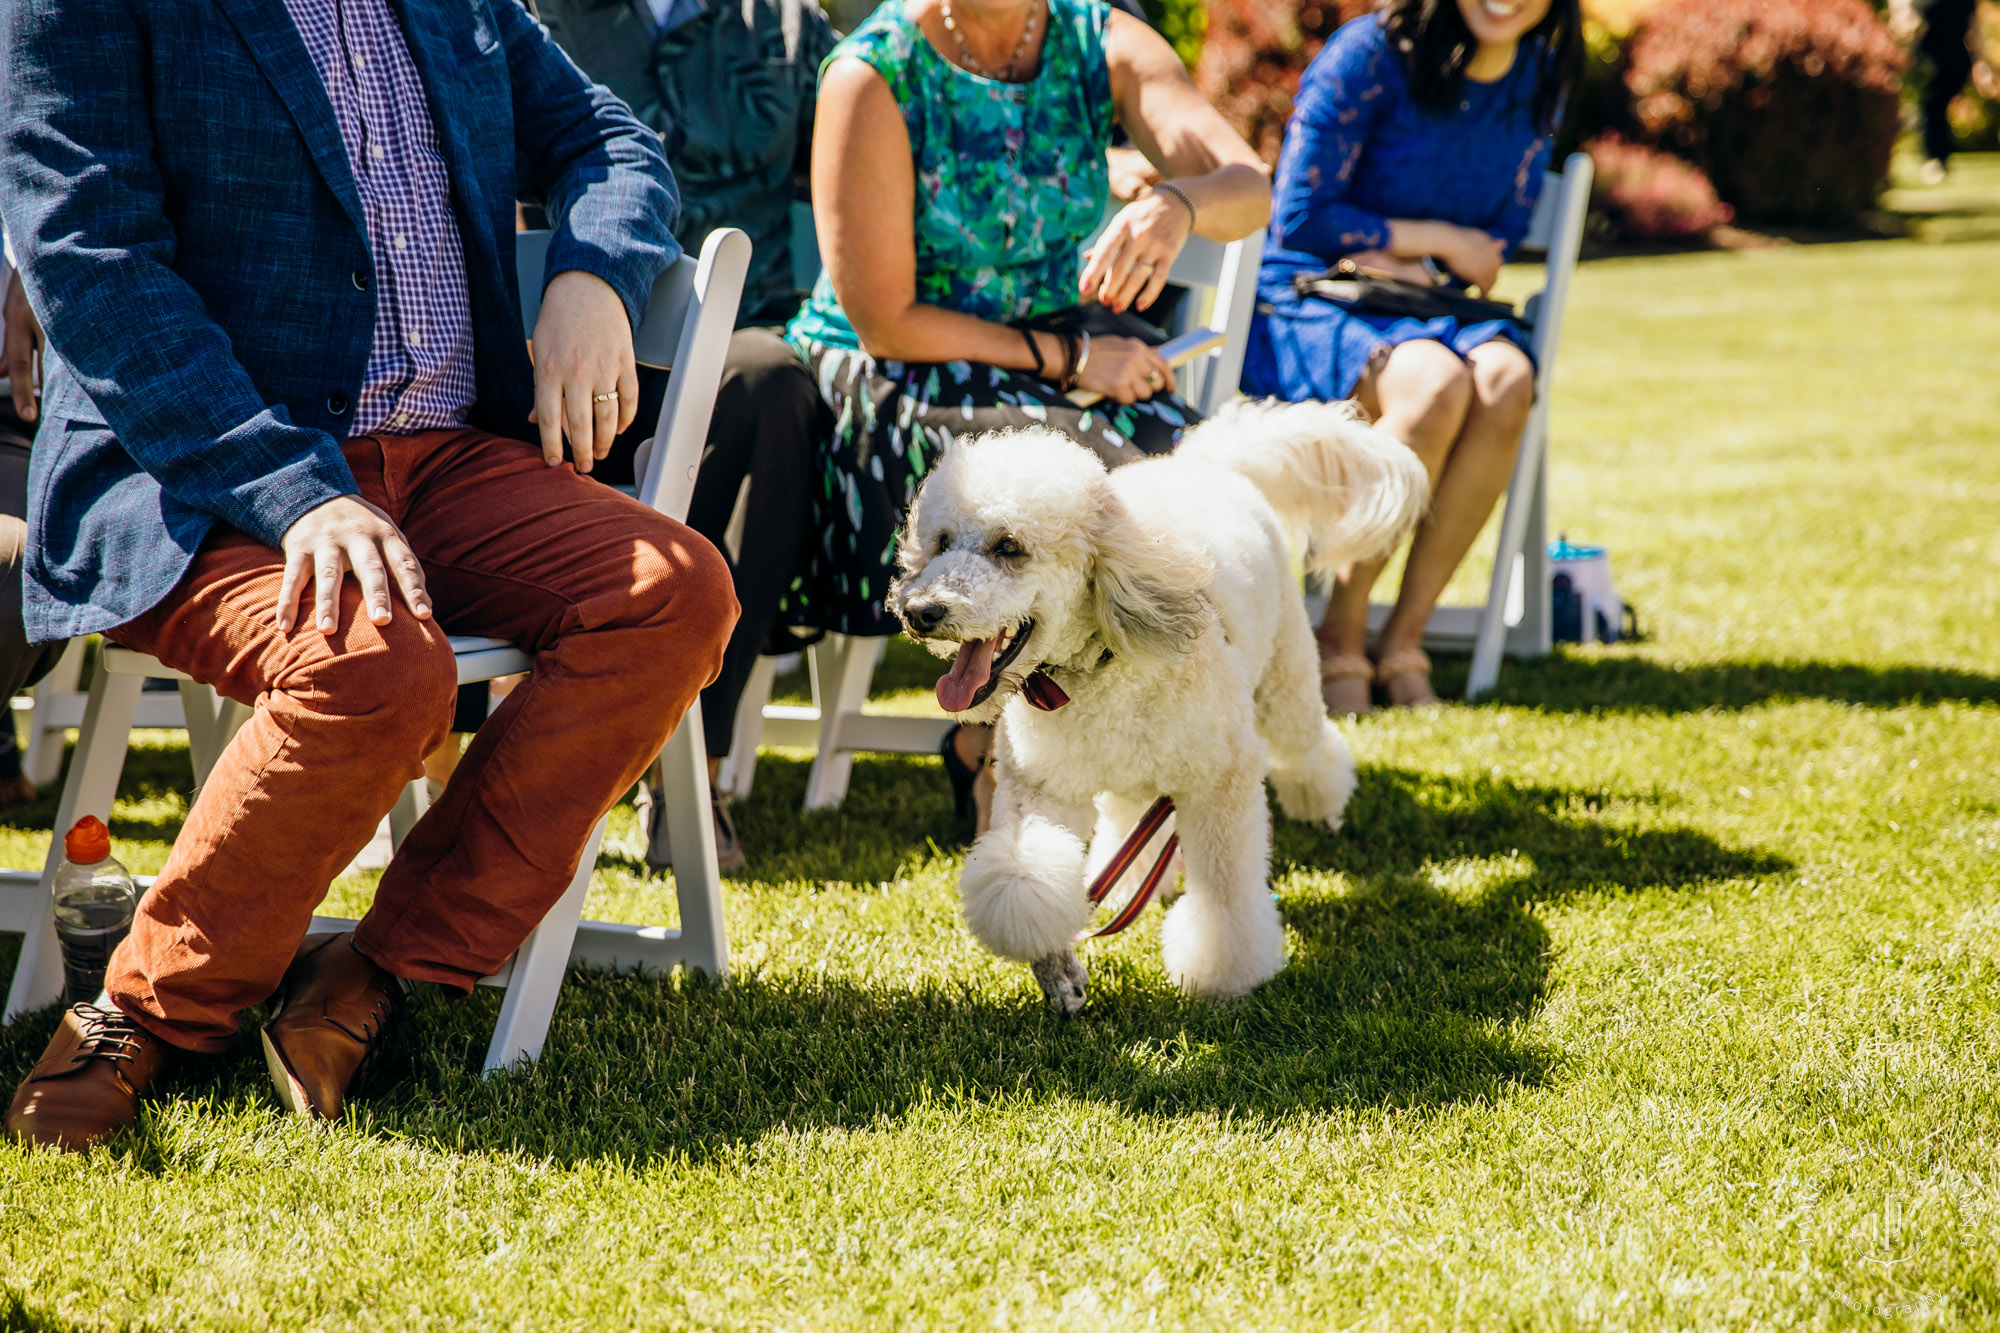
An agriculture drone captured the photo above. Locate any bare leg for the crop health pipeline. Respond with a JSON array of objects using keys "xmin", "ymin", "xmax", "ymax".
[
  {"xmin": 1375, "ymin": 342, "xmax": 1536, "ymax": 705},
  {"xmin": 953, "ymin": 723, "xmax": 996, "ymax": 834},
  {"xmin": 1318, "ymin": 341, "xmax": 1471, "ymax": 713}
]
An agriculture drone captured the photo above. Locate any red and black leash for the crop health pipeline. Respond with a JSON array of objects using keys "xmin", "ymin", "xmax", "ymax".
[
  {"xmin": 1082, "ymin": 794, "xmax": 1176, "ymax": 940},
  {"xmin": 1020, "ymin": 664, "xmax": 1177, "ymax": 939}
]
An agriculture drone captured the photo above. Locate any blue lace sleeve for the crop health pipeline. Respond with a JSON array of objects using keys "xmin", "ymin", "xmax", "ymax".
[
  {"xmin": 1486, "ymin": 130, "xmax": 1554, "ymax": 258},
  {"xmin": 1269, "ymin": 22, "xmax": 1396, "ymax": 262}
]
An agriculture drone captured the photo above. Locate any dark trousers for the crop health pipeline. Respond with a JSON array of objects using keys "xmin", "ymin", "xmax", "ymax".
[
  {"xmin": 601, "ymin": 327, "xmax": 819, "ymax": 760},
  {"xmin": 1919, "ymin": 0, "xmax": 1981, "ymax": 164}
]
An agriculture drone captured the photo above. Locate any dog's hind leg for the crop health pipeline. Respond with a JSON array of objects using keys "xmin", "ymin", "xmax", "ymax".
[
  {"xmin": 1258, "ymin": 610, "xmax": 1357, "ymax": 830},
  {"xmin": 1159, "ymin": 762, "xmax": 1287, "ymax": 998}
]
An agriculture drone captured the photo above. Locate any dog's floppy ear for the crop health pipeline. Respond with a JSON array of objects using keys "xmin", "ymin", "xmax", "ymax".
[{"xmin": 1088, "ymin": 488, "xmax": 1212, "ymax": 661}]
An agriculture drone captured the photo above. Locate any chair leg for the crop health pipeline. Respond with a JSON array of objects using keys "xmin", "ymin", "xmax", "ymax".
[
  {"xmin": 1467, "ymin": 411, "xmax": 1549, "ymax": 700},
  {"xmin": 23, "ymin": 640, "xmax": 88, "ymax": 789},
  {"xmin": 658, "ymin": 703, "xmax": 728, "ymax": 976},
  {"xmin": 481, "ymin": 813, "xmax": 606, "ymax": 1074},
  {"xmin": 803, "ymin": 635, "xmax": 881, "ymax": 812},
  {"xmin": 387, "ymin": 780, "xmax": 429, "ymax": 849},
  {"xmin": 5, "ymin": 662, "xmax": 143, "ymax": 1022},
  {"xmin": 716, "ymin": 655, "xmax": 778, "ymax": 802},
  {"xmin": 1505, "ymin": 433, "xmax": 1553, "ymax": 659},
  {"xmin": 179, "ymin": 682, "xmax": 251, "ymax": 788}
]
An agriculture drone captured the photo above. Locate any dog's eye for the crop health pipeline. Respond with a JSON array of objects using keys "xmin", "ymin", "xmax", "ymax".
[
  {"xmin": 990, "ymin": 536, "xmax": 1026, "ymax": 559},
  {"xmin": 935, "ymin": 531, "xmax": 951, "ymax": 556}
]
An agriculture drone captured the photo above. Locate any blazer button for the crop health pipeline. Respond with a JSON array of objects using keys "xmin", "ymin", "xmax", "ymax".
[
  {"xmin": 351, "ymin": 270, "xmax": 371, "ymax": 291},
  {"xmin": 327, "ymin": 392, "xmax": 350, "ymax": 416}
]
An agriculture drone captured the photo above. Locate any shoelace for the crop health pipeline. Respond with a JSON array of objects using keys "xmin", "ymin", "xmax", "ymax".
[
  {"xmin": 342, "ymin": 986, "xmax": 403, "ymax": 1081},
  {"xmin": 70, "ymin": 1003, "xmax": 148, "ymax": 1067}
]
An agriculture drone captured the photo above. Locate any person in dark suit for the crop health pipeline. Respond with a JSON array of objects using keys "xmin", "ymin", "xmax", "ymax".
[{"xmin": 1, "ymin": 0, "xmax": 736, "ymax": 1151}]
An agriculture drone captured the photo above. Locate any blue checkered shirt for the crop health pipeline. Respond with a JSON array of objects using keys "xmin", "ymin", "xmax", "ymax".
[{"xmin": 282, "ymin": 0, "xmax": 476, "ymax": 436}]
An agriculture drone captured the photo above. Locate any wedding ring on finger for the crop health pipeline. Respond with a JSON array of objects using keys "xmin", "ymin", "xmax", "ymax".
[{"xmin": 591, "ymin": 390, "xmax": 619, "ymax": 403}]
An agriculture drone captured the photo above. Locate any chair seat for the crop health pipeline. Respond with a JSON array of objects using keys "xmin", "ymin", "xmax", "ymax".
[{"xmin": 104, "ymin": 636, "xmax": 534, "ymax": 687}]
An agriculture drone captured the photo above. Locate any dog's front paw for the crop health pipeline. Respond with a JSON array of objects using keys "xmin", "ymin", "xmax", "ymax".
[{"xmin": 1031, "ymin": 949, "xmax": 1089, "ymax": 1018}]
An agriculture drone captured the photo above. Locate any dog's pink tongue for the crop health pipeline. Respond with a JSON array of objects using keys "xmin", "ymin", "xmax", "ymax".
[{"xmin": 936, "ymin": 638, "xmax": 999, "ymax": 713}]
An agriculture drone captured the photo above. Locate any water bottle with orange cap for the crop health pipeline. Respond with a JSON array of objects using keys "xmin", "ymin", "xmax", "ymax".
[{"xmin": 51, "ymin": 815, "xmax": 138, "ymax": 1004}]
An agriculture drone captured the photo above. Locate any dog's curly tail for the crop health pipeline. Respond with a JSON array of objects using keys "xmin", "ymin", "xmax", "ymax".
[{"xmin": 1175, "ymin": 398, "xmax": 1431, "ymax": 576}]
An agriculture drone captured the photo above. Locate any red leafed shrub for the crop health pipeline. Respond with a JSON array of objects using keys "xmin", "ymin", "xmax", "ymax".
[
  {"xmin": 1585, "ymin": 133, "xmax": 1734, "ymax": 239},
  {"xmin": 1623, "ymin": 0, "xmax": 1904, "ymax": 226},
  {"xmin": 1193, "ymin": 0, "xmax": 1378, "ymax": 164}
]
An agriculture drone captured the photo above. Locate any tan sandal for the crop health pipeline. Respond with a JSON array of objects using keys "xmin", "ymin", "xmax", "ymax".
[
  {"xmin": 1374, "ymin": 647, "xmax": 1441, "ymax": 709},
  {"xmin": 1319, "ymin": 652, "xmax": 1376, "ymax": 717}
]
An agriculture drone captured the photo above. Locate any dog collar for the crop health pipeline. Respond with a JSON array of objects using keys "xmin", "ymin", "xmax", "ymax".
[{"xmin": 1021, "ymin": 648, "xmax": 1113, "ymax": 712}]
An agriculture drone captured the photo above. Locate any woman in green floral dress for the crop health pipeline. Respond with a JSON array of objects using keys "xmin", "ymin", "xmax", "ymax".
[{"xmin": 782, "ymin": 0, "xmax": 1269, "ymax": 645}]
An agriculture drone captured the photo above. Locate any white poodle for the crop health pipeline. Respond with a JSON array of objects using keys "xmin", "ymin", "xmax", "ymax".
[{"xmin": 888, "ymin": 399, "xmax": 1430, "ymax": 1014}]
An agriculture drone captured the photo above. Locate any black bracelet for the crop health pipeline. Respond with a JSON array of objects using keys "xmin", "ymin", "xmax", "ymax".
[
  {"xmin": 1057, "ymin": 331, "xmax": 1081, "ymax": 391},
  {"xmin": 1151, "ymin": 180, "xmax": 1197, "ymax": 234},
  {"xmin": 1018, "ymin": 326, "xmax": 1045, "ymax": 376}
]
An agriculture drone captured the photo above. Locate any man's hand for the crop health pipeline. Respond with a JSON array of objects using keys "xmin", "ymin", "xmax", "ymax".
[
  {"xmin": 4, "ymin": 271, "xmax": 43, "ymax": 423},
  {"xmin": 277, "ymin": 495, "xmax": 431, "ymax": 634},
  {"xmin": 527, "ymin": 270, "xmax": 639, "ymax": 475}
]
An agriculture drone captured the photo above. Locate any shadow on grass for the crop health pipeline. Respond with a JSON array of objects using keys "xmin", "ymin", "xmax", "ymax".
[
  {"xmin": 0, "ymin": 753, "xmax": 1787, "ymax": 1167},
  {"xmin": 1430, "ymin": 650, "xmax": 2000, "ymax": 716}
]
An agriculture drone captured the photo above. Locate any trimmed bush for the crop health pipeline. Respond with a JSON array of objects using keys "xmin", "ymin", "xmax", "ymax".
[
  {"xmin": 1193, "ymin": 0, "xmax": 1377, "ymax": 163},
  {"xmin": 1585, "ymin": 133, "xmax": 1734, "ymax": 239},
  {"xmin": 1623, "ymin": 0, "xmax": 1904, "ymax": 226},
  {"xmin": 1138, "ymin": 0, "xmax": 1210, "ymax": 68}
]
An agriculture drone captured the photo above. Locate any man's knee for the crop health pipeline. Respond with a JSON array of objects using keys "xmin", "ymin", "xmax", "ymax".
[
  {"xmin": 627, "ymin": 520, "xmax": 740, "ymax": 670},
  {"xmin": 291, "ymin": 607, "xmax": 458, "ymax": 753}
]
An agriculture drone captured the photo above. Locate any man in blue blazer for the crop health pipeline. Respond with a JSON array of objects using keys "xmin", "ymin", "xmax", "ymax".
[{"xmin": 1, "ymin": 0, "xmax": 738, "ymax": 1151}]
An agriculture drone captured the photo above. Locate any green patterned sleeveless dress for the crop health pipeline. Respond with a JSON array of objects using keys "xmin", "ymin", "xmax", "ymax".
[{"xmin": 781, "ymin": 0, "xmax": 1197, "ymax": 637}]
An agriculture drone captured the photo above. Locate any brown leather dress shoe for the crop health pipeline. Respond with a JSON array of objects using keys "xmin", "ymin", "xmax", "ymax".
[
  {"xmin": 5, "ymin": 1002, "xmax": 171, "ymax": 1152},
  {"xmin": 260, "ymin": 933, "xmax": 403, "ymax": 1121}
]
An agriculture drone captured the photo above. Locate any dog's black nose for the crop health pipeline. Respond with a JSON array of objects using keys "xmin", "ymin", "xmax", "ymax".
[{"xmin": 904, "ymin": 601, "xmax": 948, "ymax": 635}]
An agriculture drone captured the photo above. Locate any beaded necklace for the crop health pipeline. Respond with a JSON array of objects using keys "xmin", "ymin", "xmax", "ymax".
[{"xmin": 940, "ymin": 0, "xmax": 1042, "ymax": 82}]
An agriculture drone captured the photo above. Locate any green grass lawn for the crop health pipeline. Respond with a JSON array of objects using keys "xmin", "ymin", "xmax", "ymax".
[{"xmin": 5, "ymin": 163, "xmax": 2000, "ymax": 1330}]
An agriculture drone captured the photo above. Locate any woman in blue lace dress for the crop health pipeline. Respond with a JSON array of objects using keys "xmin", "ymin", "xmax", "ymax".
[{"xmin": 1242, "ymin": 0, "xmax": 1582, "ymax": 713}]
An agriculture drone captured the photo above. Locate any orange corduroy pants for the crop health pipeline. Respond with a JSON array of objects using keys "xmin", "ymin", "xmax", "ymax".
[{"xmin": 102, "ymin": 428, "xmax": 737, "ymax": 1051}]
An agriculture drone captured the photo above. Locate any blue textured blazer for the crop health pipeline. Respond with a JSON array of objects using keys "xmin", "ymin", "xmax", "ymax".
[{"xmin": 0, "ymin": 0, "xmax": 681, "ymax": 642}]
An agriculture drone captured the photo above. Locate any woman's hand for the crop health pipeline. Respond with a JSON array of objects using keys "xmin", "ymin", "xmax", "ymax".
[
  {"xmin": 1076, "ymin": 335, "xmax": 1175, "ymax": 405},
  {"xmin": 1436, "ymin": 226, "xmax": 1506, "ymax": 295},
  {"xmin": 1079, "ymin": 189, "xmax": 1193, "ymax": 315}
]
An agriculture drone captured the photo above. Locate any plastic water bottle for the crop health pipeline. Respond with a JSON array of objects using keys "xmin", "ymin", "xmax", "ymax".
[{"xmin": 51, "ymin": 815, "xmax": 138, "ymax": 1005}]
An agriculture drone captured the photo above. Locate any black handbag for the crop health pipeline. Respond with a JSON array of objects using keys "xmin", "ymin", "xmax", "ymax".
[{"xmin": 1292, "ymin": 258, "xmax": 1526, "ymax": 327}]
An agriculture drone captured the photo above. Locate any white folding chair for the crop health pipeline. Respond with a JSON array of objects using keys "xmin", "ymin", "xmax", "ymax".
[
  {"xmin": 4, "ymin": 226, "xmax": 752, "ymax": 1073},
  {"xmin": 719, "ymin": 206, "xmax": 1263, "ymax": 808},
  {"xmin": 1359, "ymin": 153, "xmax": 1595, "ymax": 698},
  {"xmin": 19, "ymin": 642, "xmax": 186, "ymax": 787}
]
